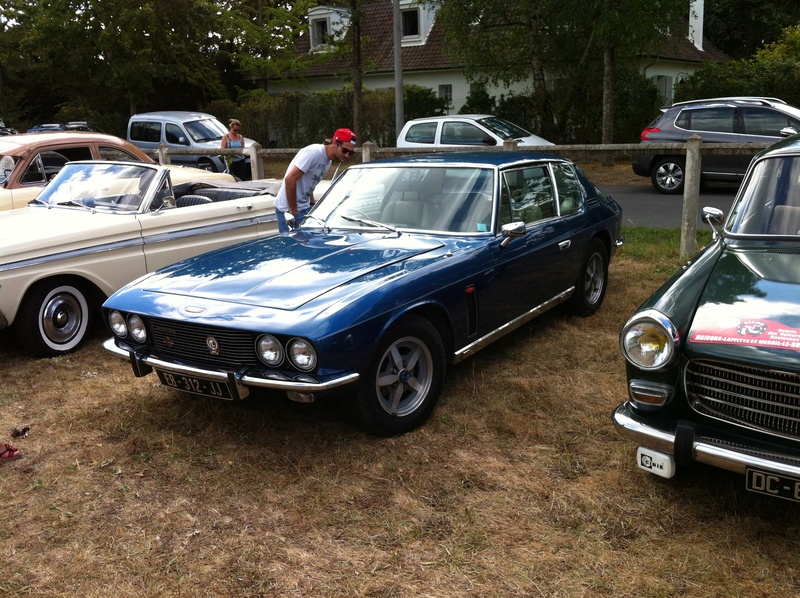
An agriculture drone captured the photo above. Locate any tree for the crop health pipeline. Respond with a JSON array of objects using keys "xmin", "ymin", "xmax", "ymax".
[
  {"xmin": 435, "ymin": 0, "xmax": 685, "ymax": 143},
  {"xmin": 704, "ymin": 0, "xmax": 800, "ymax": 60}
]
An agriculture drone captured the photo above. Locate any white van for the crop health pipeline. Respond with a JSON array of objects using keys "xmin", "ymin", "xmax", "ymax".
[{"xmin": 127, "ymin": 111, "xmax": 255, "ymax": 172}]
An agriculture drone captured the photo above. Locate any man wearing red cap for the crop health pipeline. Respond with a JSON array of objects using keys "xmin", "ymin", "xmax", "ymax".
[{"xmin": 274, "ymin": 128, "xmax": 357, "ymax": 234}]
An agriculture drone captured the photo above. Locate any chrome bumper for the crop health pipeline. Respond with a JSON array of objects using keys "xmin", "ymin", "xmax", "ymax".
[
  {"xmin": 612, "ymin": 401, "xmax": 800, "ymax": 478},
  {"xmin": 103, "ymin": 337, "xmax": 359, "ymax": 394}
]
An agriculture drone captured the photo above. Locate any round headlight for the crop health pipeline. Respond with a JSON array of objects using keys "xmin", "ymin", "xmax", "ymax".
[
  {"xmin": 108, "ymin": 310, "xmax": 128, "ymax": 338},
  {"xmin": 128, "ymin": 314, "xmax": 147, "ymax": 343},
  {"xmin": 256, "ymin": 334, "xmax": 284, "ymax": 366},
  {"xmin": 288, "ymin": 338, "xmax": 317, "ymax": 372},
  {"xmin": 620, "ymin": 310, "xmax": 678, "ymax": 370}
]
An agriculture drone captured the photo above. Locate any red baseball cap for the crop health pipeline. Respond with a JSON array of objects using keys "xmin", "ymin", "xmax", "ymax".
[{"xmin": 332, "ymin": 128, "xmax": 356, "ymax": 144}]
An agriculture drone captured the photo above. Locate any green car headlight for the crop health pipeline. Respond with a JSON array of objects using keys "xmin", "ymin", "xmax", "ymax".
[{"xmin": 620, "ymin": 309, "xmax": 679, "ymax": 370}]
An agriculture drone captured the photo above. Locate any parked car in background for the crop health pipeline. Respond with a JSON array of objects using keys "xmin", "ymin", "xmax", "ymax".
[
  {"xmin": 614, "ymin": 134, "xmax": 800, "ymax": 501},
  {"xmin": 27, "ymin": 121, "xmax": 102, "ymax": 133},
  {"xmin": 0, "ymin": 132, "xmax": 234, "ymax": 211},
  {"xmin": 103, "ymin": 151, "xmax": 623, "ymax": 436},
  {"xmin": 397, "ymin": 115, "xmax": 552, "ymax": 149},
  {"xmin": 0, "ymin": 160, "xmax": 281, "ymax": 357},
  {"xmin": 128, "ymin": 111, "xmax": 256, "ymax": 173},
  {"xmin": 633, "ymin": 97, "xmax": 800, "ymax": 194}
]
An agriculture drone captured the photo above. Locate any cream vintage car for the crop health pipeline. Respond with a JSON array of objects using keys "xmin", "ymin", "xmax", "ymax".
[
  {"xmin": 0, "ymin": 131, "xmax": 234, "ymax": 211},
  {"xmin": 0, "ymin": 160, "xmax": 282, "ymax": 356}
]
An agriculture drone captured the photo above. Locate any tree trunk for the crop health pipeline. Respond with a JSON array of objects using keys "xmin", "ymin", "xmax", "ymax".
[{"xmin": 601, "ymin": 44, "xmax": 615, "ymax": 165}]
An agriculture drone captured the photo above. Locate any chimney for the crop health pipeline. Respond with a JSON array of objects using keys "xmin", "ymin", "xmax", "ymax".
[{"xmin": 689, "ymin": 0, "xmax": 704, "ymax": 51}]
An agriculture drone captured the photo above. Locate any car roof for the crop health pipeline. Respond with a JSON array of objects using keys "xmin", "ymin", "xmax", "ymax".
[
  {"xmin": 365, "ymin": 151, "xmax": 562, "ymax": 167},
  {"xmin": 0, "ymin": 131, "xmax": 152, "ymax": 160},
  {"xmin": 668, "ymin": 97, "xmax": 788, "ymax": 109},
  {"xmin": 130, "ymin": 111, "xmax": 217, "ymax": 121},
  {"xmin": 407, "ymin": 115, "xmax": 494, "ymax": 123}
]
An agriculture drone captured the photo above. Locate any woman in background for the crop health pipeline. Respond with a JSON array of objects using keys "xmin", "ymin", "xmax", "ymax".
[{"xmin": 221, "ymin": 119, "xmax": 249, "ymax": 180}]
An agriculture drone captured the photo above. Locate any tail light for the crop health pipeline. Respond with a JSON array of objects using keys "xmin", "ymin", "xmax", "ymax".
[{"xmin": 641, "ymin": 127, "xmax": 661, "ymax": 141}]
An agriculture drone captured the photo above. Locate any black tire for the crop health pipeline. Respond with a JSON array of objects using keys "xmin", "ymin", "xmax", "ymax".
[
  {"xmin": 16, "ymin": 280, "xmax": 92, "ymax": 357},
  {"xmin": 197, "ymin": 158, "xmax": 217, "ymax": 172},
  {"xmin": 651, "ymin": 156, "xmax": 685, "ymax": 194},
  {"xmin": 568, "ymin": 239, "xmax": 609, "ymax": 317},
  {"xmin": 349, "ymin": 315, "xmax": 446, "ymax": 436}
]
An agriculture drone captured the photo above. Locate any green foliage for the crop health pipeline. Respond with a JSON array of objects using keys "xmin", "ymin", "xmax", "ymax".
[
  {"xmin": 704, "ymin": 0, "xmax": 800, "ymax": 60},
  {"xmin": 459, "ymin": 88, "xmax": 496, "ymax": 115},
  {"xmin": 403, "ymin": 85, "xmax": 447, "ymax": 120}
]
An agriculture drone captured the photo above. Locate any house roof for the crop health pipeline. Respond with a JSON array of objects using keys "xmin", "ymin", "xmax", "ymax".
[{"xmin": 292, "ymin": 2, "xmax": 728, "ymax": 80}]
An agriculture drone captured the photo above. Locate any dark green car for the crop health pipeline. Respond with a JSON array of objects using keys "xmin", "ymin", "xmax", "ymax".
[{"xmin": 614, "ymin": 135, "xmax": 800, "ymax": 502}]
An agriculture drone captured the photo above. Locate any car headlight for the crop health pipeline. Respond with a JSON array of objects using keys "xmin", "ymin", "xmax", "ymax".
[
  {"xmin": 620, "ymin": 309, "xmax": 679, "ymax": 370},
  {"xmin": 288, "ymin": 338, "xmax": 316, "ymax": 371},
  {"xmin": 108, "ymin": 310, "xmax": 128, "ymax": 338},
  {"xmin": 128, "ymin": 314, "xmax": 147, "ymax": 343},
  {"xmin": 256, "ymin": 334, "xmax": 284, "ymax": 366}
]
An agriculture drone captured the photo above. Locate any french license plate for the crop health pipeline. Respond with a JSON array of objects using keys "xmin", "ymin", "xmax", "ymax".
[
  {"xmin": 157, "ymin": 370, "xmax": 233, "ymax": 400},
  {"xmin": 746, "ymin": 468, "xmax": 800, "ymax": 502}
]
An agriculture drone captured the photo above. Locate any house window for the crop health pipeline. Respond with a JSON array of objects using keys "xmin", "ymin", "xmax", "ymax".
[
  {"xmin": 402, "ymin": 9, "xmax": 419, "ymax": 37},
  {"xmin": 311, "ymin": 18, "xmax": 329, "ymax": 48},
  {"xmin": 439, "ymin": 85, "xmax": 452, "ymax": 111}
]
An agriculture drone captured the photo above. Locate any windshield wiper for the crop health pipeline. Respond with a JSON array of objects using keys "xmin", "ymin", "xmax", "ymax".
[{"xmin": 341, "ymin": 211, "xmax": 399, "ymax": 235}]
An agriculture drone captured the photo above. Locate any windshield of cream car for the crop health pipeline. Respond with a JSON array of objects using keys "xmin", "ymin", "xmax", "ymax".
[
  {"xmin": 309, "ymin": 165, "xmax": 496, "ymax": 234},
  {"xmin": 34, "ymin": 162, "xmax": 157, "ymax": 211}
]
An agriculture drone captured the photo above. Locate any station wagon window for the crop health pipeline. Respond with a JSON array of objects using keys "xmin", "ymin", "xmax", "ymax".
[
  {"xmin": 98, "ymin": 146, "xmax": 142, "ymax": 161},
  {"xmin": 405, "ymin": 122, "xmax": 437, "ymax": 144},
  {"xmin": 501, "ymin": 166, "xmax": 555, "ymax": 225},
  {"xmin": 552, "ymin": 163, "xmax": 584, "ymax": 215},
  {"xmin": 676, "ymin": 107, "xmax": 735, "ymax": 133},
  {"xmin": 130, "ymin": 121, "xmax": 161, "ymax": 143},
  {"xmin": 441, "ymin": 122, "xmax": 494, "ymax": 145},
  {"xmin": 741, "ymin": 107, "xmax": 800, "ymax": 137}
]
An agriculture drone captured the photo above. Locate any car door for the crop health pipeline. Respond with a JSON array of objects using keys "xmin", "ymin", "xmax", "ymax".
[
  {"xmin": 739, "ymin": 107, "xmax": 800, "ymax": 173},
  {"xmin": 678, "ymin": 107, "xmax": 741, "ymax": 178},
  {"xmin": 10, "ymin": 146, "xmax": 95, "ymax": 209},
  {"xmin": 477, "ymin": 163, "xmax": 580, "ymax": 332},
  {"xmin": 137, "ymin": 174, "xmax": 276, "ymax": 271}
]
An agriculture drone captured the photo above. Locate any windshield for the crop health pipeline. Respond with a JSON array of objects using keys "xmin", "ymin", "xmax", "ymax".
[
  {"xmin": 309, "ymin": 165, "xmax": 496, "ymax": 234},
  {"xmin": 726, "ymin": 155, "xmax": 800, "ymax": 236},
  {"xmin": 477, "ymin": 116, "xmax": 532, "ymax": 139},
  {"xmin": 185, "ymin": 118, "xmax": 227, "ymax": 143},
  {"xmin": 35, "ymin": 162, "xmax": 158, "ymax": 211}
]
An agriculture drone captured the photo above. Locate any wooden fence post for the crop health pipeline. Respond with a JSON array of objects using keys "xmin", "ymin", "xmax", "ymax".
[
  {"xmin": 248, "ymin": 143, "xmax": 263, "ymax": 180},
  {"xmin": 680, "ymin": 134, "xmax": 702, "ymax": 259}
]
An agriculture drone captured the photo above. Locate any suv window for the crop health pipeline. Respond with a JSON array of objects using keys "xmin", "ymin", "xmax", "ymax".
[
  {"xmin": 676, "ymin": 107, "xmax": 735, "ymax": 133},
  {"xmin": 405, "ymin": 123, "xmax": 436, "ymax": 144},
  {"xmin": 130, "ymin": 121, "xmax": 161, "ymax": 143},
  {"xmin": 741, "ymin": 107, "xmax": 800, "ymax": 136}
]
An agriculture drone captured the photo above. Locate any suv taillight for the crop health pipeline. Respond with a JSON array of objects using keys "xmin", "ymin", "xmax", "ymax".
[{"xmin": 641, "ymin": 127, "xmax": 660, "ymax": 141}]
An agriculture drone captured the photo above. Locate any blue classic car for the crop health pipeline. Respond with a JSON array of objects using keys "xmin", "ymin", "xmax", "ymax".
[
  {"xmin": 103, "ymin": 151, "xmax": 623, "ymax": 435},
  {"xmin": 614, "ymin": 135, "xmax": 800, "ymax": 500}
]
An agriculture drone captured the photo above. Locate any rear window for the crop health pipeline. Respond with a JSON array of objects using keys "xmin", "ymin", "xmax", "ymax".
[
  {"xmin": 404, "ymin": 122, "xmax": 436, "ymax": 144},
  {"xmin": 130, "ymin": 121, "xmax": 161, "ymax": 143}
]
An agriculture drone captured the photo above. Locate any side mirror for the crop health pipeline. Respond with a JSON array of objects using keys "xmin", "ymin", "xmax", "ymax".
[
  {"xmin": 178, "ymin": 136, "xmax": 189, "ymax": 146},
  {"xmin": 780, "ymin": 127, "xmax": 798, "ymax": 138},
  {"xmin": 702, "ymin": 206, "xmax": 725, "ymax": 240},
  {"xmin": 500, "ymin": 220, "xmax": 526, "ymax": 247}
]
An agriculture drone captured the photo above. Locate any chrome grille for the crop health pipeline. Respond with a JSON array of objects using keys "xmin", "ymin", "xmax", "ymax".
[
  {"xmin": 147, "ymin": 317, "xmax": 258, "ymax": 369},
  {"xmin": 686, "ymin": 359, "xmax": 800, "ymax": 440}
]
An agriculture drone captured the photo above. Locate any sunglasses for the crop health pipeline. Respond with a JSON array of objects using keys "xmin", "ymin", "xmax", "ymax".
[{"xmin": 337, "ymin": 142, "xmax": 354, "ymax": 156}]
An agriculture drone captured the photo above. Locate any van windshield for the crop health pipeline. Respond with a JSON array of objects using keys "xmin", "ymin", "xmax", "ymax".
[{"xmin": 185, "ymin": 118, "xmax": 227, "ymax": 143}]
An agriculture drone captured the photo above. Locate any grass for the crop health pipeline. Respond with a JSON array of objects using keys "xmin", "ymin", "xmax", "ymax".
[{"xmin": 2, "ymin": 227, "xmax": 797, "ymax": 597}]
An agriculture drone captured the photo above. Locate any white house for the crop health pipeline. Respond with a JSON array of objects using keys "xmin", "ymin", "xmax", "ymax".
[{"xmin": 269, "ymin": 0, "xmax": 728, "ymax": 112}]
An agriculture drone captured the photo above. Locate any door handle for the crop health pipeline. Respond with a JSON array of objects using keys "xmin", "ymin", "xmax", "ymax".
[{"xmin": 559, "ymin": 240, "xmax": 571, "ymax": 250}]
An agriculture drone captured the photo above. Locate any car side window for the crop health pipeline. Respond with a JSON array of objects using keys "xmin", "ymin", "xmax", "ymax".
[
  {"xmin": 166, "ymin": 124, "xmax": 188, "ymax": 145},
  {"xmin": 677, "ymin": 107, "xmax": 735, "ymax": 133},
  {"xmin": 502, "ymin": 166, "xmax": 554, "ymax": 224},
  {"xmin": 552, "ymin": 163, "xmax": 584, "ymax": 215},
  {"xmin": 741, "ymin": 108, "xmax": 800, "ymax": 136},
  {"xmin": 441, "ymin": 122, "xmax": 494, "ymax": 145},
  {"xmin": 405, "ymin": 123, "xmax": 436, "ymax": 144},
  {"xmin": 99, "ymin": 146, "xmax": 141, "ymax": 161},
  {"xmin": 130, "ymin": 121, "xmax": 161, "ymax": 143},
  {"xmin": 21, "ymin": 150, "xmax": 79, "ymax": 184}
]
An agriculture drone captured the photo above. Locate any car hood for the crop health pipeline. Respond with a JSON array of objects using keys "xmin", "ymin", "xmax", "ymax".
[
  {"xmin": 686, "ymin": 248, "xmax": 800, "ymax": 364},
  {"xmin": 516, "ymin": 134, "xmax": 554, "ymax": 147},
  {"xmin": 0, "ymin": 207, "xmax": 135, "ymax": 264},
  {"xmin": 141, "ymin": 232, "xmax": 448, "ymax": 311}
]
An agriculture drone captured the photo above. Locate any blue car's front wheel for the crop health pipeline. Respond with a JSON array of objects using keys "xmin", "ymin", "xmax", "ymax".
[{"xmin": 351, "ymin": 315, "xmax": 445, "ymax": 436}]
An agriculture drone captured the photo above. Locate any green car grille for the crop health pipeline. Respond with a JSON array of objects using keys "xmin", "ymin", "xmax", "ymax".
[{"xmin": 686, "ymin": 359, "xmax": 800, "ymax": 440}]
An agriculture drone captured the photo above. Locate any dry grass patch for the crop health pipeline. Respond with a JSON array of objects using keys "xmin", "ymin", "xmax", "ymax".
[{"xmin": 3, "ymin": 231, "xmax": 800, "ymax": 596}]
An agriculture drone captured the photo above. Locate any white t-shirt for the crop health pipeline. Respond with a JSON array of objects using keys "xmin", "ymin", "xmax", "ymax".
[{"xmin": 274, "ymin": 144, "xmax": 332, "ymax": 213}]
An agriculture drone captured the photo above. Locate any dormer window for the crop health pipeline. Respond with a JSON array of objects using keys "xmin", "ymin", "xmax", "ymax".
[
  {"xmin": 308, "ymin": 6, "xmax": 350, "ymax": 51},
  {"xmin": 398, "ymin": 0, "xmax": 437, "ymax": 47}
]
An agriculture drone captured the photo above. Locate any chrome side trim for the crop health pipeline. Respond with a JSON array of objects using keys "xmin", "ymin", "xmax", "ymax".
[
  {"xmin": 612, "ymin": 402, "xmax": 800, "ymax": 477},
  {"xmin": 453, "ymin": 288, "xmax": 573, "ymax": 363},
  {"xmin": 103, "ymin": 338, "xmax": 359, "ymax": 392}
]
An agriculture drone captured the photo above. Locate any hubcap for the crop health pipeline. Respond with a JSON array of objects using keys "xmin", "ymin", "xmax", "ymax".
[
  {"xmin": 42, "ymin": 294, "xmax": 81, "ymax": 343},
  {"xmin": 375, "ymin": 337, "xmax": 433, "ymax": 417}
]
